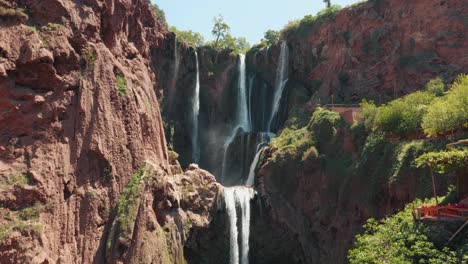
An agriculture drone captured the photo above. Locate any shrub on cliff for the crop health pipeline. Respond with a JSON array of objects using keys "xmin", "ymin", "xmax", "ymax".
[
  {"xmin": 280, "ymin": 5, "xmax": 341, "ymax": 39},
  {"xmin": 348, "ymin": 198, "xmax": 467, "ymax": 264},
  {"xmin": 170, "ymin": 26, "xmax": 205, "ymax": 47},
  {"xmin": 422, "ymin": 74, "xmax": 468, "ymax": 137},
  {"xmin": 307, "ymin": 107, "xmax": 341, "ymax": 142}
]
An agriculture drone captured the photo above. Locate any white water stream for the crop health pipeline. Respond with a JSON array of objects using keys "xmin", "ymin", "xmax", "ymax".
[
  {"xmin": 191, "ymin": 51, "xmax": 200, "ymax": 163},
  {"xmin": 224, "ymin": 187, "xmax": 255, "ymax": 264},
  {"xmin": 267, "ymin": 42, "xmax": 289, "ymax": 131}
]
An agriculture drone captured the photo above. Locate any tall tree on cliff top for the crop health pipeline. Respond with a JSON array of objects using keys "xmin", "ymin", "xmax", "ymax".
[
  {"xmin": 212, "ymin": 15, "xmax": 231, "ymax": 50},
  {"xmin": 323, "ymin": 0, "xmax": 331, "ymax": 8}
]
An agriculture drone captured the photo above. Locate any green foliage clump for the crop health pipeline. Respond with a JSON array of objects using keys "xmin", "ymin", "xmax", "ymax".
[
  {"xmin": 0, "ymin": 172, "xmax": 32, "ymax": 191},
  {"xmin": 206, "ymin": 15, "xmax": 250, "ymax": 54},
  {"xmin": 307, "ymin": 107, "xmax": 341, "ymax": 142},
  {"xmin": 170, "ymin": 26, "xmax": 205, "ymax": 47},
  {"xmin": 425, "ymin": 77, "xmax": 445, "ymax": 96},
  {"xmin": 280, "ymin": 5, "xmax": 342, "ymax": 39},
  {"xmin": 359, "ymin": 75, "xmax": 467, "ymax": 138},
  {"xmin": 374, "ymin": 91, "xmax": 435, "ymax": 137},
  {"xmin": 360, "ymin": 91, "xmax": 435, "ymax": 137},
  {"xmin": 422, "ymin": 74, "xmax": 468, "ymax": 137},
  {"xmin": 270, "ymin": 127, "xmax": 314, "ymax": 163},
  {"xmin": 84, "ymin": 47, "xmax": 97, "ymax": 69},
  {"xmin": 116, "ymin": 169, "xmax": 143, "ymax": 239},
  {"xmin": 0, "ymin": 204, "xmax": 43, "ymax": 242},
  {"xmin": 0, "ymin": 6, "xmax": 28, "ymax": 22},
  {"xmin": 348, "ymin": 199, "xmax": 467, "ymax": 264},
  {"xmin": 115, "ymin": 74, "xmax": 128, "ymax": 96},
  {"xmin": 415, "ymin": 149, "xmax": 468, "ymax": 174},
  {"xmin": 150, "ymin": 4, "xmax": 167, "ymax": 28},
  {"xmin": 262, "ymin": 30, "xmax": 280, "ymax": 45}
]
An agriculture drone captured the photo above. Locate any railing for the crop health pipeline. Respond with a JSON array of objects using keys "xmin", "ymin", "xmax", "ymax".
[{"xmin": 322, "ymin": 104, "xmax": 361, "ymax": 108}]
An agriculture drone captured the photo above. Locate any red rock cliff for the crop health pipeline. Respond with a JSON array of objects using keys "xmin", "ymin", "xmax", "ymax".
[{"xmin": 0, "ymin": 0, "xmax": 220, "ymax": 263}]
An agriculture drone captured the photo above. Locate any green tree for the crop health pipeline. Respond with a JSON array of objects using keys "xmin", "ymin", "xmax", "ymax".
[
  {"xmin": 235, "ymin": 37, "xmax": 250, "ymax": 53},
  {"xmin": 170, "ymin": 26, "xmax": 205, "ymax": 47},
  {"xmin": 211, "ymin": 15, "xmax": 231, "ymax": 50},
  {"xmin": 262, "ymin": 30, "xmax": 280, "ymax": 45}
]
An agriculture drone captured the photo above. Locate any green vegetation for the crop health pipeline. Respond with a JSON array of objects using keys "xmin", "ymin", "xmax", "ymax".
[
  {"xmin": 115, "ymin": 74, "xmax": 128, "ymax": 96},
  {"xmin": 115, "ymin": 168, "xmax": 144, "ymax": 243},
  {"xmin": 0, "ymin": 204, "xmax": 43, "ymax": 242},
  {"xmin": 170, "ymin": 26, "xmax": 205, "ymax": 47},
  {"xmin": 0, "ymin": 172, "xmax": 32, "ymax": 191},
  {"xmin": 280, "ymin": 5, "xmax": 342, "ymax": 39},
  {"xmin": 85, "ymin": 47, "xmax": 97, "ymax": 69},
  {"xmin": 416, "ymin": 149, "xmax": 468, "ymax": 174},
  {"xmin": 0, "ymin": 6, "xmax": 28, "ymax": 22},
  {"xmin": 106, "ymin": 165, "xmax": 155, "ymax": 253},
  {"xmin": 206, "ymin": 15, "xmax": 250, "ymax": 54},
  {"xmin": 262, "ymin": 30, "xmax": 280, "ymax": 45},
  {"xmin": 151, "ymin": 4, "xmax": 167, "ymax": 28},
  {"xmin": 422, "ymin": 74, "xmax": 468, "ymax": 137},
  {"xmin": 360, "ymin": 75, "xmax": 467, "ymax": 137},
  {"xmin": 348, "ymin": 198, "xmax": 467, "ymax": 264}
]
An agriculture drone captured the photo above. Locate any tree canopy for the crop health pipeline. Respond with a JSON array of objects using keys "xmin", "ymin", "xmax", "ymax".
[{"xmin": 170, "ymin": 26, "xmax": 205, "ymax": 47}]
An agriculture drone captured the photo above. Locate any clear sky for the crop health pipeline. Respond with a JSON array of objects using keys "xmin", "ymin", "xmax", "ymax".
[{"xmin": 151, "ymin": 0, "xmax": 363, "ymax": 45}]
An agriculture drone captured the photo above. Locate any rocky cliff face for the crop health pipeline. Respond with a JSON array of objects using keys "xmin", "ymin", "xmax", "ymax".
[
  {"xmin": 248, "ymin": 0, "xmax": 467, "ymax": 107},
  {"xmin": 244, "ymin": 1, "xmax": 468, "ymax": 262},
  {"xmin": 0, "ymin": 0, "xmax": 220, "ymax": 263}
]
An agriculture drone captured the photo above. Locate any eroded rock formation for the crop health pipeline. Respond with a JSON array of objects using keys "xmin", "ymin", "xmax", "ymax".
[{"xmin": 0, "ymin": 0, "xmax": 220, "ymax": 263}]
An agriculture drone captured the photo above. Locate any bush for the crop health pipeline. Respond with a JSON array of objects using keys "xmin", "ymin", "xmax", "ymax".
[
  {"xmin": 425, "ymin": 77, "xmax": 445, "ymax": 96},
  {"xmin": 0, "ymin": 6, "xmax": 28, "ymax": 22},
  {"xmin": 348, "ymin": 198, "xmax": 466, "ymax": 264},
  {"xmin": 115, "ymin": 74, "xmax": 128, "ymax": 96},
  {"xmin": 262, "ymin": 29, "xmax": 280, "ymax": 45},
  {"xmin": 307, "ymin": 107, "xmax": 341, "ymax": 142},
  {"xmin": 362, "ymin": 91, "xmax": 435, "ymax": 137},
  {"xmin": 280, "ymin": 5, "xmax": 342, "ymax": 40},
  {"xmin": 170, "ymin": 26, "xmax": 205, "ymax": 47},
  {"xmin": 422, "ymin": 74, "xmax": 468, "ymax": 136}
]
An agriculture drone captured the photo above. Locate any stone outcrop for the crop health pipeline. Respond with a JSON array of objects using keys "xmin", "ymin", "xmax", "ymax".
[{"xmin": 0, "ymin": 0, "xmax": 220, "ymax": 263}]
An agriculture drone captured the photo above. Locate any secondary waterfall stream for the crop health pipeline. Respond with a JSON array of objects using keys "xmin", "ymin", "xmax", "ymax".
[
  {"xmin": 267, "ymin": 41, "xmax": 289, "ymax": 131},
  {"xmin": 191, "ymin": 51, "xmax": 200, "ymax": 163}
]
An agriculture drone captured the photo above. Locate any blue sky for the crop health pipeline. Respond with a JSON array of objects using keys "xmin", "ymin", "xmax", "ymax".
[{"xmin": 152, "ymin": 0, "xmax": 363, "ymax": 44}]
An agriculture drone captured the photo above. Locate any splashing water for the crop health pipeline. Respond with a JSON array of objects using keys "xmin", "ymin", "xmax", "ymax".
[
  {"xmin": 224, "ymin": 186, "xmax": 255, "ymax": 264},
  {"xmin": 238, "ymin": 54, "xmax": 250, "ymax": 131}
]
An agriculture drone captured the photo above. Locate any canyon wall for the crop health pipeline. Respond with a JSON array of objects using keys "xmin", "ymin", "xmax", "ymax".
[
  {"xmin": 0, "ymin": 0, "xmax": 220, "ymax": 263},
  {"xmin": 245, "ymin": 0, "xmax": 468, "ymax": 263}
]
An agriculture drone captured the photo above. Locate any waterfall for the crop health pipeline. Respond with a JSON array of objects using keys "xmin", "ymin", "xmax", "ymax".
[
  {"xmin": 238, "ymin": 54, "xmax": 250, "ymax": 131},
  {"xmin": 221, "ymin": 126, "xmax": 243, "ymax": 183},
  {"xmin": 248, "ymin": 75, "xmax": 255, "ymax": 131},
  {"xmin": 170, "ymin": 38, "xmax": 180, "ymax": 100},
  {"xmin": 246, "ymin": 132, "xmax": 274, "ymax": 186},
  {"xmin": 224, "ymin": 187, "xmax": 255, "ymax": 264},
  {"xmin": 267, "ymin": 42, "xmax": 289, "ymax": 131},
  {"xmin": 191, "ymin": 51, "xmax": 200, "ymax": 163}
]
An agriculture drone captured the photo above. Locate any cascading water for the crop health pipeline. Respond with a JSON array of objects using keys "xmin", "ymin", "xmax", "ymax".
[
  {"xmin": 191, "ymin": 51, "xmax": 200, "ymax": 163},
  {"xmin": 169, "ymin": 38, "xmax": 180, "ymax": 109},
  {"xmin": 246, "ymin": 132, "xmax": 274, "ymax": 186},
  {"xmin": 267, "ymin": 41, "xmax": 289, "ymax": 131},
  {"xmin": 224, "ymin": 186, "xmax": 255, "ymax": 264},
  {"xmin": 238, "ymin": 54, "xmax": 250, "ymax": 131}
]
